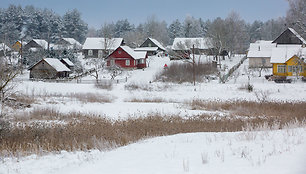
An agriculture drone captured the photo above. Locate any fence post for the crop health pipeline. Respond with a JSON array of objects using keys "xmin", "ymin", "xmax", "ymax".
[{"xmin": 126, "ymin": 77, "xmax": 127, "ymax": 82}]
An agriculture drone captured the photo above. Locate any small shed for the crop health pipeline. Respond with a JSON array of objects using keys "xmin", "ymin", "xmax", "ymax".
[
  {"xmin": 106, "ymin": 46, "xmax": 147, "ymax": 69},
  {"xmin": 57, "ymin": 38, "xmax": 82, "ymax": 50},
  {"xmin": 29, "ymin": 58, "xmax": 71, "ymax": 79}
]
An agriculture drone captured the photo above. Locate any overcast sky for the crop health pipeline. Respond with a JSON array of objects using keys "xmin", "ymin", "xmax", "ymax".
[{"xmin": 1, "ymin": 0, "xmax": 289, "ymax": 28}]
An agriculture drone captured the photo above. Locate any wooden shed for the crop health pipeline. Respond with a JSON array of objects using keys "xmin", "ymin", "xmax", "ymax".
[{"xmin": 29, "ymin": 58, "xmax": 71, "ymax": 79}]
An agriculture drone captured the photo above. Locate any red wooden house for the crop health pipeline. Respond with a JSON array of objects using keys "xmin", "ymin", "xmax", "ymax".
[{"xmin": 106, "ymin": 46, "xmax": 147, "ymax": 69}]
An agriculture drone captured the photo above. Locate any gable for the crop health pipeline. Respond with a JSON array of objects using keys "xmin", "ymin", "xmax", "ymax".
[
  {"xmin": 109, "ymin": 47, "xmax": 134, "ymax": 60},
  {"xmin": 272, "ymin": 28, "xmax": 306, "ymax": 45}
]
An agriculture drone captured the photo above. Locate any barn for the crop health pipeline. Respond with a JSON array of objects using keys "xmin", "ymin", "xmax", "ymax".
[
  {"xmin": 106, "ymin": 46, "xmax": 147, "ymax": 69},
  {"xmin": 29, "ymin": 58, "xmax": 71, "ymax": 79}
]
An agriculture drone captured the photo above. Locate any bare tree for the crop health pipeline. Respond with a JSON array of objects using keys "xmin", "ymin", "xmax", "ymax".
[
  {"xmin": 287, "ymin": 0, "xmax": 306, "ymax": 38},
  {"xmin": 0, "ymin": 57, "xmax": 19, "ymax": 117}
]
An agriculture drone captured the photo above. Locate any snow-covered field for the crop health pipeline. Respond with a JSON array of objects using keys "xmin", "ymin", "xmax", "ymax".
[
  {"xmin": 1, "ymin": 128, "xmax": 306, "ymax": 174},
  {"xmin": 1, "ymin": 55, "xmax": 306, "ymax": 174}
]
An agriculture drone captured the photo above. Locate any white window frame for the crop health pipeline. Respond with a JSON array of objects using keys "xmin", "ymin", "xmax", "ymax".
[
  {"xmin": 88, "ymin": 49, "xmax": 93, "ymax": 56},
  {"xmin": 139, "ymin": 59, "xmax": 144, "ymax": 64},
  {"xmin": 288, "ymin": 66, "xmax": 292, "ymax": 72},
  {"xmin": 126, "ymin": 59, "xmax": 130, "ymax": 66},
  {"xmin": 277, "ymin": 65, "xmax": 286, "ymax": 73},
  {"xmin": 110, "ymin": 59, "xmax": 115, "ymax": 66}
]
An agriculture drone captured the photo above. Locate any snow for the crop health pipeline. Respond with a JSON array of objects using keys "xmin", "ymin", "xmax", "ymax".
[
  {"xmin": 247, "ymin": 40, "xmax": 275, "ymax": 58},
  {"xmin": 62, "ymin": 38, "xmax": 82, "ymax": 48},
  {"xmin": 1, "ymin": 128, "xmax": 306, "ymax": 174},
  {"xmin": 147, "ymin": 37, "xmax": 166, "ymax": 51},
  {"xmin": 134, "ymin": 47, "xmax": 159, "ymax": 51},
  {"xmin": 172, "ymin": 38, "xmax": 211, "ymax": 50},
  {"xmin": 3, "ymin": 54, "xmax": 306, "ymax": 173},
  {"xmin": 0, "ymin": 43, "xmax": 11, "ymax": 51},
  {"xmin": 44, "ymin": 58, "xmax": 71, "ymax": 72},
  {"xmin": 270, "ymin": 45, "xmax": 306, "ymax": 63},
  {"xmin": 288, "ymin": 28, "xmax": 306, "ymax": 45},
  {"xmin": 82, "ymin": 37, "xmax": 123, "ymax": 50},
  {"xmin": 120, "ymin": 46, "xmax": 147, "ymax": 60},
  {"xmin": 32, "ymin": 39, "xmax": 48, "ymax": 49},
  {"xmin": 61, "ymin": 58, "xmax": 74, "ymax": 67}
]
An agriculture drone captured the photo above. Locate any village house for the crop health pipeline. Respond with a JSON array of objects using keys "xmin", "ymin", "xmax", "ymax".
[
  {"xmin": 106, "ymin": 46, "xmax": 147, "ymax": 69},
  {"xmin": 247, "ymin": 40, "xmax": 275, "ymax": 68},
  {"xmin": 134, "ymin": 38, "xmax": 166, "ymax": 56},
  {"xmin": 11, "ymin": 40, "xmax": 27, "ymax": 52},
  {"xmin": 24, "ymin": 39, "xmax": 49, "ymax": 51},
  {"xmin": 171, "ymin": 38, "xmax": 212, "ymax": 58},
  {"xmin": 270, "ymin": 45, "xmax": 306, "ymax": 78},
  {"xmin": 29, "ymin": 58, "xmax": 71, "ymax": 79},
  {"xmin": 82, "ymin": 37, "xmax": 124, "ymax": 58},
  {"xmin": 57, "ymin": 38, "xmax": 82, "ymax": 50}
]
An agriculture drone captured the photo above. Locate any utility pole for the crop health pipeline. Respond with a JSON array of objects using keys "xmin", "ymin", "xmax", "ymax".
[{"xmin": 192, "ymin": 44, "xmax": 195, "ymax": 86}]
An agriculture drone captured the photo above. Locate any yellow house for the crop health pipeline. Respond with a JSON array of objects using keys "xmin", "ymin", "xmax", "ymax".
[
  {"xmin": 270, "ymin": 45, "xmax": 306, "ymax": 77},
  {"xmin": 11, "ymin": 40, "xmax": 27, "ymax": 52}
]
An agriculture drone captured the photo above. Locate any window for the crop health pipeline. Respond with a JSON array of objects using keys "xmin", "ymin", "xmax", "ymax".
[
  {"xmin": 134, "ymin": 60, "xmax": 136, "ymax": 65},
  {"xmin": 110, "ymin": 59, "xmax": 115, "ymax": 66},
  {"xmin": 288, "ymin": 66, "xmax": 292, "ymax": 72},
  {"xmin": 277, "ymin": 65, "xmax": 286, "ymax": 73},
  {"xmin": 148, "ymin": 43, "xmax": 152, "ymax": 47},
  {"xmin": 139, "ymin": 59, "xmax": 144, "ymax": 64},
  {"xmin": 88, "ymin": 50, "xmax": 93, "ymax": 56},
  {"xmin": 126, "ymin": 60, "xmax": 130, "ymax": 66},
  {"xmin": 98, "ymin": 50, "xmax": 103, "ymax": 58},
  {"xmin": 118, "ymin": 50, "xmax": 122, "ymax": 54}
]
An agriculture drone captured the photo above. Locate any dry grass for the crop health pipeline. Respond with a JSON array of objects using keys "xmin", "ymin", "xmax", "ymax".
[
  {"xmin": 69, "ymin": 92, "xmax": 113, "ymax": 103},
  {"xmin": 155, "ymin": 62, "xmax": 218, "ymax": 83},
  {"xmin": 126, "ymin": 97, "xmax": 167, "ymax": 103},
  {"xmin": 1, "ymin": 100, "xmax": 305, "ymax": 157},
  {"xmin": 189, "ymin": 99, "xmax": 306, "ymax": 122}
]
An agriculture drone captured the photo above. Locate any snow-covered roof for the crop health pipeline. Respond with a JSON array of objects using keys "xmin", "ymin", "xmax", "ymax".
[
  {"xmin": 134, "ymin": 47, "xmax": 159, "ymax": 52},
  {"xmin": 62, "ymin": 38, "xmax": 82, "ymax": 47},
  {"xmin": 172, "ymin": 38, "xmax": 211, "ymax": 50},
  {"xmin": 82, "ymin": 37, "xmax": 123, "ymax": 50},
  {"xmin": 32, "ymin": 39, "xmax": 48, "ymax": 49},
  {"xmin": 147, "ymin": 38, "xmax": 166, "ymax": 51},
  {"xmin": 120, "ymin": 46, "xmax": 147, "ymax": 60},
  {"xmin": 0, "ymin": 43, "xmax": 11, "ymax": 51},
  {"xmin": 44, "ymin": 58, "xmax": 71, "ymax": 72},
  {"xmin": 17, "ymin": 40, "xmax": 27, "ymax": 45},
  {"xmin": 270, "ymin": 45, "xmax": 306, "ymax": 63},
  {"xmin": 288, "ymin": 28, "xmax": 306, "ymax": 45},
  {"xmin": 61, "ymin": 58, "xmax": 74, "ymax": 67},
  {"xmin": 247, "ymin": 40, "xmax": 276, "ymax": 58}
]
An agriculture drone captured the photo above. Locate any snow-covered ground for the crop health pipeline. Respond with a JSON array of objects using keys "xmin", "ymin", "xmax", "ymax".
[
  {"xmin": 2, "ymin": 55, "xmax": 305, "ymax": 174},
  {"xmin": 1, "ymin": 127, "xmax": 306, "ymax": 174}
]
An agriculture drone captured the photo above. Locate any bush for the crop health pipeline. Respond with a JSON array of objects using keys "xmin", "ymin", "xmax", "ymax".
[
  {"xmin": 95, "ymin": 80, "xmax": 113, "ymax": 90},
  {"xmin": 155, "ymin": 62, "xmax": 218, "ymax": 83}
]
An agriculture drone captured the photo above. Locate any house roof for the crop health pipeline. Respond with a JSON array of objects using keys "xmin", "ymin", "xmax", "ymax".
[
  {"xmin": 270, "ymin": 45, "xmax": 306, "ymax": 63},
  {"xmin": 29, "ymin": 58, "xmax": 71, "ymax": 72},
  {"xmin": 0, "ymin": 43, "xmax": 11, "ymax": 51},
  {"xmin": 247, "ymin": 40, "xmax": 276, "ymax": 58},
  {"xmin": 32, "ymin": 39, "xmax": 48, "ymax": 49},
  {"xmin": 134, "ymin": 47, "xmax": 159, "ymax": 52},
  {"xmin": 62, "ymin": 38, "xmax": 82, "ymax": 47},
  {"xmin": 272, "ymin": 28, "xmax": 306, "ymax": 45},
  {"xmin": 120, "ymin": 46, "xmax": 147, "ymax": 60},
  {"xmin": 82, "ymin": 37, "xmax": 123, "ymax": 50},
  {"xmin": 16, "ymin": 40, "xmax": 27, "ymax": 45},
  {"xmin": 172, "ymin": 38, "xmax": 211, "ymax": 50},
  {"xmin": 147, "ymin": 38, "xmax": 166, "ymax": 51},
  {"xmin": 61, "ymin": 58, "xmax": 74, "ymax": 67}
]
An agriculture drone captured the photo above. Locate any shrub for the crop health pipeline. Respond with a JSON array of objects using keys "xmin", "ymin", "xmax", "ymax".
[{"xmin": 155, "ymin": 62, "xmax": 218, "ymax": 83}]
